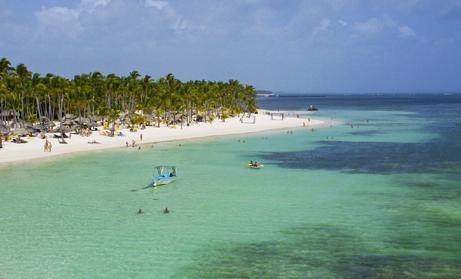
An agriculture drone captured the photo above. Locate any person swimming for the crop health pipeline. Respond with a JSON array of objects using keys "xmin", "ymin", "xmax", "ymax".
[{"xmin": 163, "ymin": 207, "xmax": 170, "ymax": 214}]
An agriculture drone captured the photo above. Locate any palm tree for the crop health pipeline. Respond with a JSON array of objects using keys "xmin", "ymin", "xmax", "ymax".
[
  {"xmin": 71, "ymin": 74, "xmax": 92, "ymax": 131},
  {"xmin": 0, "ymin": 58, "xmax": 13, "ymax": 81},
  {"xmin": 0, "ymin": 58, "xmax": 13, "ymax": 129},
  {"xmin": 15, "ymin": 64, "xmax": 31, "ymax": 123},
  {"xmin": 30, "ymin": 73, "xmax": 48, "ymax": 124},
  {"xmin": 48, "ymin": 75, "xmax": 70, "ymax": 137},
  {"xmin": 126, "ymin": 70, "xmax": 141, "ymax": 113}
]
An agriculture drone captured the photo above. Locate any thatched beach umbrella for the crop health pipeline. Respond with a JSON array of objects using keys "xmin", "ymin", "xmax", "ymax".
[
  {"xmin": 25, "ymin": 125, "xmax": 41, "ymax": 134},
  {"xmin": 62, "ymin": 119, "xmax": 75, "ymax": 126},
  {"xmin": 144, "ymin": 114, "xmax": 154, "ymax": 122},
  {"xmin": 12, "ymin": 128, "xmax": 28, "ymax": 136},
  {"xmin": 79, "ymin": 117, "xmax": 91, "ymax": 124},
  {"xmin": 53, "ymin": 125, "xmax": 71, "ymax": 133},
  {"xmin": 32, "ymin": 124, "xmax": 47, "ymax": 132},
  {"xmin": 65, "ymin": 113, "xmax": 77, "ymax": 119},
  {"xmin": 48, "ymin": 121, "xmax": 56, "ymax": 128}
]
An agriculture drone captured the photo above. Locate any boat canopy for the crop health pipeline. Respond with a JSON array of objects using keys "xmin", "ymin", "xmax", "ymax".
[{"xmin": 154, "ymin": 166, "xmax": 176, "ymax": 176}]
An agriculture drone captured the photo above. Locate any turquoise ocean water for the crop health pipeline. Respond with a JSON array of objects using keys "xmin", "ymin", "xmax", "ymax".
[{"xmin": 1, "ymin": 94, "xmax": 460, "ymax": 278}]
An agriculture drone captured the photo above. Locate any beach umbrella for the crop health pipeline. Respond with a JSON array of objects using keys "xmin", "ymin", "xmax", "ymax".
[
  {"xmin": 144, "ymin": 114, "xmax": 154, "ymax": 122},
  {"xmin": 91, "ymin": 116, "xmax": 103, "ymax": 123},
  {"xmin": 40, "ymin": 116, "xmax": 51, "ymax": 125},
  {"xmin": 62, "ymin": 119, "xmax": 75, "ymax": 125},
  {"xmin": 53, "ymin": 126, "xmax": 71, "ymax": 133},
  {"xmin": 32, "ymin": 124, "xmax": 47, "ymax": 132},
  {"xmin": 61, "ymin": 126, "xmax": 71, "ymax": 133},
  {"xmin": 26, "ymin": 126, "xmax": 40, "ymax": 133},
  {"xmin": 76, "ymin": 117, "xmax": 91, "ymax": 125},
  {"xmin": 88, "ymin": 121, "xmax": 98, "ymax": 128},
  {"xmin": 65, "ymin": 113, "xmax": 77, "ymax": 119},
  {"xmin": 12, "ymin": 128, "xmax": 28, "ymax": 136}
]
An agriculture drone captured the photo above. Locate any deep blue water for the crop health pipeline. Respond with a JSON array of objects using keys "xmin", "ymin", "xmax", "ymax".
[
  {"xmin": 257, "ymin": 94, "xmax": 461, "ymax": 175},
  {"xmin": 257, "ymin": 93, "xmax": 461, "ymax": 112}
]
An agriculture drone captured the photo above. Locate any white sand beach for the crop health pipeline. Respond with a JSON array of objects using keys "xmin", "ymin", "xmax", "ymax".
[{"xmin": 0, "ymin": 110, "xmax": 325, "ymax": 165}]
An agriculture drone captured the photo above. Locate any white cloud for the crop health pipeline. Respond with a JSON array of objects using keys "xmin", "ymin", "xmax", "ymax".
[
  {"xmin": 174, "ymin": 17, "xmax": 188, "ymax": 31},
  {"xmin": 352, "ymin": 16, "xmax": 417, "ymax": 41},
  {"xmin": 35, "ymin": 6, "xmax": 82, "ymax": 38},
  {"xmin": 338, "ymin": 19, "xmax": 348, "ymax": 26},
  {"xmin": 144, "ymin": 0, "xmax": 196, "ymax": 33},
  {"xmin": 398, "ymin": 25, "xmax": 415, "ymax": 38},
  {"xmin": 34, "ymin": 0, "xmax": 114, "ymax": 39},
  {"xmin": 312, "ymin": 18, "xmax": 331, "ymax": 37},
  {"xmin": 79, "ymin": 0, "xmax": 112, "ymax": 12},
  {"xmin": 36, "ymin": 6, "xmax": 80, "ymax": 23},
  {"xmin": 353, "ymin": 16, "xmax": 396, "ymax": 36},
  {"xmin": 145, "ymin": 0, "xmax": 168, "ymax": 10}
]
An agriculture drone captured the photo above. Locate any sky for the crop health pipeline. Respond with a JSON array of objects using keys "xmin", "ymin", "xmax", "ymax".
[{"xmin": 1, "ymin": 0, "xmax": 460, "ymax": 93}]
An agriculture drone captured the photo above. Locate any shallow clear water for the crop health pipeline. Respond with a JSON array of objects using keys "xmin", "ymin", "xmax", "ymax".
[{"xmin": 1, "ymin": 94, "xmax": 460, "ymax": 278}]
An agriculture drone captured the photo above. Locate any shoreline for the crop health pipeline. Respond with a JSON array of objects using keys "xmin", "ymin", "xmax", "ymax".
[{"xmin": 0, "ymin": 110, "xmax": 328, "ymax": 166}]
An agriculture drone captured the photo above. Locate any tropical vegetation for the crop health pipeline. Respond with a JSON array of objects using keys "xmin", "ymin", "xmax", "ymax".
[{"xmin": 0, "ymin": 57, "xmax": 257, "ymax": 134}]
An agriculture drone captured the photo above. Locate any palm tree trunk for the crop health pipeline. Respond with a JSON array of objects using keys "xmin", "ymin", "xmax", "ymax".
[{"xmin": 35, "ymin": 97, "xmax": 43, "ymax": 120}]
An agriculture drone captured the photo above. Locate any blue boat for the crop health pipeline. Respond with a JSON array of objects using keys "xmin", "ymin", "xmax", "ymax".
[{"xmin": 151, "ymin": 166, "xmax": 177, "ymax": 186}]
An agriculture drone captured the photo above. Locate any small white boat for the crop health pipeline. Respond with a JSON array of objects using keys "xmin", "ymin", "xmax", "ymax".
[
  {"xmin": 307, "ymin": 105, "xmax": 318, "ymax": 111},
  {"xmin": 151, "ymin": 166, "xmax": 177, "ymax": 186}
]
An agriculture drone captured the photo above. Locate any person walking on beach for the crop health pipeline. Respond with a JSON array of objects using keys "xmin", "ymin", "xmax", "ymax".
[
  {"xmin": 44, "ymin": 139, "xmax": 49, "ymax": 152},
  {"xmin": 48, "ymin": 141, "xmax": 52, "ymax": 152},
  {"xmin": 140, "ymin": 133, "xmax": 143, "ymax": 142}
]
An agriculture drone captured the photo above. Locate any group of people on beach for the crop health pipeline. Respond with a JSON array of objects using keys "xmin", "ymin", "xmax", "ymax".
[{"xmin": 125, "ymin": 134, "xmax": 143, "ymax": 149}]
